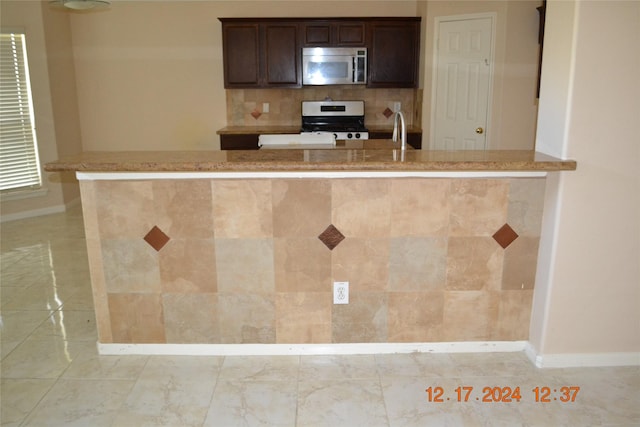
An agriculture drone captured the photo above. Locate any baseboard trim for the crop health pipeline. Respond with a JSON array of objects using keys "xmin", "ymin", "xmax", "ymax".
[
  {"xmin": 99, "ymin": 342, "xmax": 640, "ymax": 368},
  {"xmin": 0, "ymin": 197, "xmax": 80, "ymax": 223},
  {"xmin": 0, "ymin": 204, "xmax": 66, "ymax": 223},
  {"xmin": 524, "ymin": 342, "xmax": 640, "ymax": 368},
  {"xmin": 97, "ymin": 341, "xmax": 528, "ymax": 356}
]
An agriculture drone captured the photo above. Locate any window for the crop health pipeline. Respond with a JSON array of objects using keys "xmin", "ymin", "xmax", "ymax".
[{"xmin": 0, "ymin": 32, "xmax": 42, "ymax": 193}]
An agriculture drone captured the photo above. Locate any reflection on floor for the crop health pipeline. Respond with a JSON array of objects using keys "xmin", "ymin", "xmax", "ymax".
[{"xmin": 1, "ymin": 206, "xmax": 638, "ymax": 426}]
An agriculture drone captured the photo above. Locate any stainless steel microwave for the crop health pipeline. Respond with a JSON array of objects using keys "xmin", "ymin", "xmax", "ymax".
[{"xmin": 302, "ymin": 47, "xmax": 367, "ymax": 85}]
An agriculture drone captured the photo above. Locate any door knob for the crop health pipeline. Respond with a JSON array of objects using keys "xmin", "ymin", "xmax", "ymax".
[{"xmin": 475, "ymin": 127, "xmax": 484, "ymax": 134}]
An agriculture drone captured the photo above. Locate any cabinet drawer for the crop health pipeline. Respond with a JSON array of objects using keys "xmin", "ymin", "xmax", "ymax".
[{"xmin": 220, "ymin": 134, "xmax": 259, "ymax": 150}]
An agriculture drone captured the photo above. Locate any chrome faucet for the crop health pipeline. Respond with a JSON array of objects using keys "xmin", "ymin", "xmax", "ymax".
[{"xmin": 392, "ymin": 110, "xmax": 407, "ymax": 150}]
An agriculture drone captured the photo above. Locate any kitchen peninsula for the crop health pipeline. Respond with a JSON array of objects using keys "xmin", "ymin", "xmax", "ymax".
[{"xmin": 45, "ymin": 148, "xmax": 576, "ymax": 355}]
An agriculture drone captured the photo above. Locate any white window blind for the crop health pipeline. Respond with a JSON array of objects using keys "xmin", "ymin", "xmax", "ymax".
[{"xmin": 0, "ymin": 32, "xmax": 42, "ymax": 192}]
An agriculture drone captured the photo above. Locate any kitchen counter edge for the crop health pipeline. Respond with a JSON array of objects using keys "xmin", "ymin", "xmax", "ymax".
[
  {"xmin": 44, "ymin": 150, "xmax": 577, "ymax": 173},
  {"xmin": 216, "ymin": 125, "xmax": 423, "ymax": 134}
]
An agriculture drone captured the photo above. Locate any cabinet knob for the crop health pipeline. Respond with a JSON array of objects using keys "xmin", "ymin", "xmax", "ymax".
[{"xmin": 475, "ymin": 127, "xmax": 484, "ymax": 134}]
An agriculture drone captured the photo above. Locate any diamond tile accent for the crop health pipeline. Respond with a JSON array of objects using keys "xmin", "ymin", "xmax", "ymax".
[
  {"xmin": 144, "ymin": 226, "xmax": 170, "ymax": 252},
  {"xmin": 318, "ymin": 224, "xmax": 345, "ymax": 250},
  {"xmin": 493, "ymin": 223, "xmax": 519, "ymax": 249},
  {"xmin": 251, "ymin": 109, "xmax": 262, "ymax": 119},
  {"xmin": 383, "ymin": 107, "xmax": 394, "ymax": 119}
]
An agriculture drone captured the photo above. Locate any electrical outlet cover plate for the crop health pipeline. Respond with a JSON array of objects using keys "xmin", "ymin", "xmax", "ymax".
[{"xmin": 333, "ymin": 281, "xmax": 349, "ymax": 304}]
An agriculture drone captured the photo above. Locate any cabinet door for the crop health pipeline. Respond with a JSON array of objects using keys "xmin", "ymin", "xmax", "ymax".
[
  {"xmin": 263, "ymin": 23, "xmax": 300, "ymax": 87},
  {"xmin": 222, "ymin": 23, "xmax": 260, "ymax": 87},
  {"xmin": 335, "ymin": 22, "xmax": 365, "ymax": 46},
  {"xmin": 368, "ymin": 20, "xmax": 420, "ymax": 88},
  {"xmin": 302, "ymin": 21, "xmax": 365, "ymax": 46},
  {"xmin": 302, "ymin": 23, "xmax": 332, "ymax": 46}
]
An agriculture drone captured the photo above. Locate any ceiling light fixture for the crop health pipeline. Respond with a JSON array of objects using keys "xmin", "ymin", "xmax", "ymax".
[{"xmin": 50, "ymin": 0, "xmax": 111, "ymax": 10}]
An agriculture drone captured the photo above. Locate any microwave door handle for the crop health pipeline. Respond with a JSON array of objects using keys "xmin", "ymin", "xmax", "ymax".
[{"xmin": 352, "ymin": 57, "xmax": 356, "ymax": 83}]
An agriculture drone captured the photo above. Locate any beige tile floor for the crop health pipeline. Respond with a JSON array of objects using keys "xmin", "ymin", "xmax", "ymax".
[{"xmin": 1, "ymin": 206, "xmax": 638, "ymax": 426}]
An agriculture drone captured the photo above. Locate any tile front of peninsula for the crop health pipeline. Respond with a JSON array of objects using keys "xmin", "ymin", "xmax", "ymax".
[{"xmin": 44, "ymin": 148, "xmax": 576, "ymax": 351}]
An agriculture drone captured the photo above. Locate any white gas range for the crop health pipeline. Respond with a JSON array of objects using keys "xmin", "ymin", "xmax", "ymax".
[
  {"xmin": 300, "ymin": 100, "xmax": 369, "ymax": 140},
  {"xmin": 257, "ymin": 100, "xmax": 368, "ymax": 149}
]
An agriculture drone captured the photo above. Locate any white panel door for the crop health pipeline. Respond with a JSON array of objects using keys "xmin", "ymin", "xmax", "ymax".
[{"xmin": 432, "ymin": 16, "xmax": 493, "ymax": 150}]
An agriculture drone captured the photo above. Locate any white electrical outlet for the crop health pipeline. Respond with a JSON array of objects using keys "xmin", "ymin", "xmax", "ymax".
[
  {"xmin": 333, "ymin": 281, "xmax": 349, "ymax": 304},
  {"xmin": 262, "ymin": 102, "xmax": 270, "ymax": 113},
  {"xmin": 393, "ymin": 102, "xmax": 401, "ymax": 112}
]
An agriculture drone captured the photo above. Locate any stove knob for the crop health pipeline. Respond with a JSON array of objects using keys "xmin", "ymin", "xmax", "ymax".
[
  {"xmin": 347, "ymin": 133, "xmax": 353, "ymax": 139},
  {"xmin": 355, "ymin": 133, "xmax": 361, "ymax": 139}
]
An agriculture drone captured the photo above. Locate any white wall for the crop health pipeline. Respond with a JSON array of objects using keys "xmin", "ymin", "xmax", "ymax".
[
  {"xmin": 42, "ymin": 4, "xmax": 84, "ymax": 206},
  {"xmin": 530, "ymin": 0, "xmax": 640, "ymax": 367}
]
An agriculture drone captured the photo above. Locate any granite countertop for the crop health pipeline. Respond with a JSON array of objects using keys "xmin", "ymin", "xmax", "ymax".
[
  {"xmin": 216, "ymin": 125, "xmax": 423, "ymax": 134},
  {"xmin": 44, "ymin": 144, "xmax": 577, "ymax": 172}
]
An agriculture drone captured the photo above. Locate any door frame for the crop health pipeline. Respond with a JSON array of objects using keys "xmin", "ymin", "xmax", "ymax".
[{"xmin": 429, "ymin": 12, "xmax": 497, "ymax": 150}]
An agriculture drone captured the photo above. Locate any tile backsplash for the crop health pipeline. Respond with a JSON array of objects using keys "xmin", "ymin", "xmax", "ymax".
[{"xmin": 226, "ymin": 87, "xmax": 422, "ymax": 128}]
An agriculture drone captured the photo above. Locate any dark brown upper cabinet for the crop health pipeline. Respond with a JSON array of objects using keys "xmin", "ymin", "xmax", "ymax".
[
  {"xmin": 302, "ymin": 20, "xmax": 366, "ymax": 46},
  {"xmin": 221, "ymin": 19, "xmax": 301, "ymax": 88},
  {"xmin": 219, "ymin": 17, "xmax": 420, "ymax": 89},
  {"xmin": 367, "ymin": 18, "xmax": 420, "ymax": 88},
  {"xmin": 264, "ymin": 23, "xmax": 300, "ymax": 86},
  {"xmin": 221, "ymin": 22, "xmax": 260, "ymax": 87}
]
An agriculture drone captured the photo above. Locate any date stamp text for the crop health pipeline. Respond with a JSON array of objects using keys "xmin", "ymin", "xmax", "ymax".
[{"xmin": 425, "ymin": 386, "xmax": 581, "ymax": 403}]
